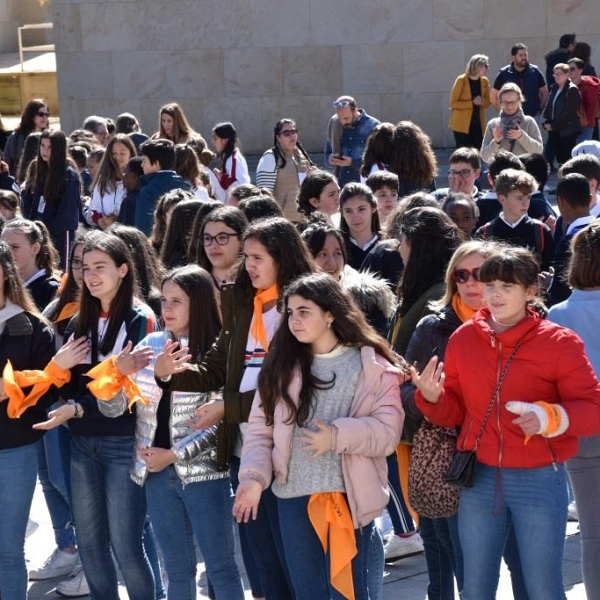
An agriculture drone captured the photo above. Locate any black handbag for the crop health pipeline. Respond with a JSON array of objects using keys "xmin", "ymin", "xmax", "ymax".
[{"xmin": 444, "ymin": 339, "xmax": 523, "ymax": 490}]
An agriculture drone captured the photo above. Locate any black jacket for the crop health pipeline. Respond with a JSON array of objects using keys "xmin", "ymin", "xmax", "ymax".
[
  {"xmin": 0, "ymin": 312, "xmax": 55, "ymax": 450},
  {"xmin": 543, "ymin": 81, "xmax": 582, "ymax": 138}
]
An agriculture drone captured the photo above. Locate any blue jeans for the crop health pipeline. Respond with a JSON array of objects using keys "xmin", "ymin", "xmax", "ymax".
[
  {"xmin": 37, "ymin": 425, "xmax": 76, "ymax": 549},
  {"xmin": 458, "ymin": 463, "xmax": 568, "ymax": 600},
  {"xmin": 420, "ymin": 514, "xmax": 463, "ymax": 599},
  {"xmin": 277, "ymin": 495, "xmax": 384, "ymax": 600},
  {"xmin": 145, "ymin": 467, "xmax": 244, "ymax": 599},
  {"xmin": 502, "ymin": 517, "xmax": 529, "ymax": 600},
  {"xmin": 70, "ymin": 435, "xmax": 154, "ymax": 600},
  {"xmin": 0, "ymin": 441, "xmax": 39, "ymax": 600},
  {"xmin": 228, "ymin": 456, "xmax": 264, "ymax": 597},
  {"xmin": 576, "ymin": 126, "xmax": 594, "ymax": 144}
]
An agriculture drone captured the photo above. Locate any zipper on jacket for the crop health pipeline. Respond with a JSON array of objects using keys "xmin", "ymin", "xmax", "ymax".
[
  {"xmin": 495, "ymin": 339, "xmax": 504, "ymax": 469},
  {"xmin": 545, "ymin": 439, "xmax": 559, "ymax": 474}
]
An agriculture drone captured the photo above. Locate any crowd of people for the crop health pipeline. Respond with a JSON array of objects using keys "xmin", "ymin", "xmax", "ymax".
[{"xmin": 0, "ymin": 33, "xmax": 599, "ymax": 600}]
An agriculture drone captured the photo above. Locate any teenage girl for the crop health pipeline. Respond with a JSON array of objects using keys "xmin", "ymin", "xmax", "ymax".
[
  {"xmin": 1, "ymin": 218, "xmax": 60, "ymax": 311},
  {"xmin": 33, "ymin": 231, "xmax": 157, "ymax": 600},
  {"xmin": 88, "ymin": 134, "xmax": 136, "ymax": 229},
  {"xmin": 296, "ymin": 169, "xmax": 341, "ymax": 227},
  {"xmin": 413, "ymin": 246, "xmax": 600, "ymax": 600},
  {"xmin": 234, "ymin": 273, "xmax": 405, "ymax": 600},
  {"xmin": 99, "ymin": 265, "xmax": 244, "ymax": 598},
  {"xmin": 154, "ymin": 217, "xmax": 314, "ymax": 599},
  {"xmin": 21, "ymin": 130, "xmax": 81, "ymax": 269},
  {"xmin": 211, "ymin": 122, "xmax": 251, "ymax": 203}
]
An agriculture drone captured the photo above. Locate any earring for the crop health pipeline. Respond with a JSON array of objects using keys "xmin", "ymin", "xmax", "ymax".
[{"xmin": 327, "ymin": 321, "xmax": 332, "ymax": 329}]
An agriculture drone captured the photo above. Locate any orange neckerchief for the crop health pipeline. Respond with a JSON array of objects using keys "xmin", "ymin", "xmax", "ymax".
[
  {"xmin": 86, "ymin": 356, "xmax": 148, "ymax": 410},
  {"xmin": 4, "ymin": 359, "xmax": 71, "ymax": 418},
  {"xmin": 451, "ymin": 292, "xmax": 477, "ymax": 323},
  {"xmin": 55, "ymin": 302, "xmax": 79, "ymax": 324},
  {"xmin": 250, "ymin": 284, "xmax": 279, "ymax": 351},
  {"xmin": 308, "ymin": 492, "xmax": 357, "ymax": 600}
]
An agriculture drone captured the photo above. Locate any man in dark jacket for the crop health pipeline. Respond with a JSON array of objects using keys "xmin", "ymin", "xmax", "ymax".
[{"xmin": 545, "ymin": 33, "xmax": 577, "ymax": 85}]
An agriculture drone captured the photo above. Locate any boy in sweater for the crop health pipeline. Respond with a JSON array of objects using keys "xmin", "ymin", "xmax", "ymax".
[{"xmin": 475, "ymin": 169, "xmax": 554, "ymax": 271}]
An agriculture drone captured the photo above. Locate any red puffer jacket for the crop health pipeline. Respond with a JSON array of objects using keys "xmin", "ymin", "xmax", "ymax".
[{"xmin": 416, "ymin": 307, "xmax": 600, "ymax": 468}]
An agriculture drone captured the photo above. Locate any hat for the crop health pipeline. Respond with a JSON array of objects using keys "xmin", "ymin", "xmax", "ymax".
[{"xmin": 571, "ymin": 140, "xmax": 600, "ymax": 160}]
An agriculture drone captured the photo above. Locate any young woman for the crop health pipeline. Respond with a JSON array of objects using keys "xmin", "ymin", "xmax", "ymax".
[
  {"xmin": 256, "ymin": 118, "xmax": 314, "ymax": 221},
  {"xmin": 1, "ymin": 218, "xmax": 60, "ymax": 311},
  {"xmin": 173, "ymin": 143, "xmax": 210, "ymax": 201},
  {"xmin": 154, "ymin": 217, "xmax": 314, "ymax": 599},
  {"xmin": 88, "ymin": 134, "xmax": 136, "ymax": 229},
  {"xmin": 548, "ymin": 222, "xmax": 600, "ymax": 599},
  {"xmin": 301, "ymin": 222, "xmax": 395, "ymax": 335},
  {"xmin": 296, "ymin": 169, "xmax": 340, "ymax": 227},
  {"xmin": 21, "ymin": 130, "xmax": 81, "ymax": 269},
  {"xmin": 97, "ymin": 265, "xmax": 244, "ymax": 599},
  {"xmin": 3, "ymin": 99, "xmax": 49, "ymax": 174},
  {"xmin": 0, "ymin": 189, "xmax": 20, "ymax": 221},
  {"xmin": 159, "ymin": 199, "xmax": 203, "ymax": 269},
  {"xmin": 149, "ymin": 189, "xmax": 195, "ymax": 256},
  {"xmin": 153, "ymin": 102, "xmax": 200, "ymax": 145},
  {"xmin": 195, "ymin": 205, "xmax": 247, "ymax": 291},
  {"xmin": 413, "ymin": 246, "xmax": 600, "ymax": 600},
  {"xmin": 388, "ymin": 121, "xmax": 438, "ymax": 197},
  {"xmin": 0, "ymin": 239, "xmax": 85, "ymax": 600},
  {"xmin": 339, "ymin": 182, "xmax": 381, "ymax": 270},
  {"xmin": 33, "ymin": 231, "xmax": 156, "ymax": 600},
  {"xmin": 16, "ymin": 131, "xmax": 42, "ymax": 185},
  {"xmin": 360, "ymin": 122, "xmax": 395, "ymax": 182},
  {"xmin": 234, "ymin": 273, "xmax": 405, "ymax": 600},
  {"xmin": 211, "ymin": 122, "xmax": 251, "ymax": 203}
]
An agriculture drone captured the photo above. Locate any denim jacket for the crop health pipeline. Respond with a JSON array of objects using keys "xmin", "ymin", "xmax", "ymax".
[{"xmin": 97, "ymin": 331, "xmax": 227, "ymax": 486}]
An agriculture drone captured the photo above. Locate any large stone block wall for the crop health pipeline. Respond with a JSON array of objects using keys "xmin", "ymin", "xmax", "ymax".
[{"xmin": 51, "ymin": 0, "xmax": 600, "ymax": 152}]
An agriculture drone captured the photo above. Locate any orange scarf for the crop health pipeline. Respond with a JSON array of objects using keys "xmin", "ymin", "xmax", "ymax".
[
  {"xmin": 451, "ymin": 292, "xmax": 477, "ymax": 323},
  {"xmin": 250, "ymin": 284, "xmax": 279, "ymax": 351},
  {"xmin": 4, "ymin": 359, "xmax": 71, "ymax": 418},
  {"xmin": 86, "ymin": 356, "xmax": 148, "ymax": 410},
  {"xmin": 55, "ymin": 302, "xmax": 79, "ymax": 324},
  {"xmin": 308, "ymin": 492, "xmax": 357, "ymax": 600}
]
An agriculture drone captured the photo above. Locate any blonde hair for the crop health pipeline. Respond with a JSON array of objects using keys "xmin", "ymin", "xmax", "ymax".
[
  {"xmin": 432, "ymin": 240, "xmax": 500, "ymax": 309},
  {"xmin": 466, "ymin": 54, "xmax": 489, "ymax": 77}
]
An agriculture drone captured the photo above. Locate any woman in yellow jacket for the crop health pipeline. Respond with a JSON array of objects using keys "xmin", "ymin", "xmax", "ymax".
[{"xmin": 449, "ymin": 54, "xmax": 491, "ymax": 149}]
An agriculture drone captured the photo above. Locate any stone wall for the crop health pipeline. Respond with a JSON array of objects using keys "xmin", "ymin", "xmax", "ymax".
[{"xmin": 51, "ymin": 0, "xmax": 600, "ymax": 152}]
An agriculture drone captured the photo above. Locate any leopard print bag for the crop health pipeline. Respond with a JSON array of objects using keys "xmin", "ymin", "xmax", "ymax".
[{"xmin": 408, "ymin": 420, "xmax": 460, "ymax": 519}]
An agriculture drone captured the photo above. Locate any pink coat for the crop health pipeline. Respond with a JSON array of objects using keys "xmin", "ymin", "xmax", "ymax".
[{"xmin": 239, "ymin": 346, "xmax": 405, "ymax": 528}]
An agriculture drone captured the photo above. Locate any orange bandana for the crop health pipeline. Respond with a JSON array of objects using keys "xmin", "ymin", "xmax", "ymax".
[
  {"xmin": 451, "ymin": 292, "xmax": 477, "ymax": 323},
  {"xmin": 308, "ymin": 492, "xmax": 357, "ymax": 600},
  {"xmin": 55, "ymin": 302, "xmax": 79, "ymax": 324},
  {"xmin": 86, "ymin": 356, "xmax": 148, "ymax": 410},
  {"xmin": 4, "ymin": 359, "xmax": 71, "ymax": 418},
  {"xmin": 250, "ymin": 284, "xmax": 279, "ymax": 351}
]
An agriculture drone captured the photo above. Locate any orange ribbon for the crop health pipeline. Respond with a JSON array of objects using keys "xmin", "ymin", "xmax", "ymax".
[
  {"xmin": 523, "ymin": 401, "xmax": 563, "ymax": 445},
  {"xmin": 55, "ymin": 302, "xmax": 79, "ymax": 324},
  {"xmin": 307, "ymin": 492, "xmax": 357, "ymax": 600},
  {"xmin": 4, "ymin": 359, "xmax": 71, "ymax": 418},
  {"xmin": 86, "ymin": 357, "xmax": 148, "ymax": 410},
  {"xmin": 251, "ymin": 284, "xmax": 279, "ymax": 351}
]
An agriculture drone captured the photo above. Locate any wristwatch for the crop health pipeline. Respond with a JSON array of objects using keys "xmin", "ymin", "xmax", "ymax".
[{"xmin": 67, "ymin": 399, "xmax": 84, "ymax": 419}]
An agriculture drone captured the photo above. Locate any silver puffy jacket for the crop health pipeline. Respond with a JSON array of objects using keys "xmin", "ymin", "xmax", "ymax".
[{"xmin": 97, "ymin": 331, "xmax": 228, "ymax": 486}]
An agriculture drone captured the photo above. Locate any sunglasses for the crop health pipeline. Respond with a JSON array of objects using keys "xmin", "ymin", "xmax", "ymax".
[
  {"xmin": 333, "ymin": 100, "xmax": 353, "ymax": 108},
  {"xmin": 37, "ymin": 112, "xmax": 50, "ymax": 118},
  {"xmin": 279, "ymin": 129, "xmax": 298, "ymax": 137},
  {"xmin": 452, "ymin": 268, "xmax": 481, "ymax": 284}
]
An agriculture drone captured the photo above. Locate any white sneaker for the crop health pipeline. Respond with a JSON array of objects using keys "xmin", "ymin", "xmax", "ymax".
[
  {"xmin": 29, "ymin": 548, "xmax": 80, "ymax": 580},
  {"xmin": 56, "ymin": 569, "xmax": 90, "ymax": 598},
  {"xmin": 568, "ymin": 500, "xmax": 579, "ymax": 521},
  {"xmin": 384, "ymin": 532, "xmax": 425, "ymax": 561},
  {"xmin": 25, "ymin": 518, "xmax": 39, "ymax": 539}
]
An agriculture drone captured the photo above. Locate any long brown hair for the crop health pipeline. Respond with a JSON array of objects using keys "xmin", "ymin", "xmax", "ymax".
[
  {"xmin": 258, "ymin": 273, "xmax": 403, "ymax": 426},
  {"xmin": 34, "ymin": 131, "xmax": 74, "ymax": 208},
  {"xmin": 92, "ymin": 134, "xmax": 136, "ymax": 196},
  {"xmin": 0, "ymin": 240, "xmax": 41, "ymax": 317}
]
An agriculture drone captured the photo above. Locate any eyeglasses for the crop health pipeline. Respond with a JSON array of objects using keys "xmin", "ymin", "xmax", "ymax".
[
  {"xmin": 71, "ymin": 258, "xmax": 83, "ymax": 271},
  {"xmin": 37, "ymin": 112, "xmax": 50, "ymax": 118},
  {"xmin": 279, "ymin": 129, "xmax": 298, "ymax": 137},
  {"xmin": 448, "ymin": 169, "xmax": 473, "ymax": 179},
  {"xmin": 500, "ymin": 99, "xmax": 519, "ymax": 106},
  {"xmin": 333, "ymin": 100, "xmax": 353, "ymax": 108},
  {"xmin": 452, "ymin": 268, "xmax": 481, "ymax": 284},
  {"xmin": 201, "ymin": 232, "xmax": 239, "ymax": 246}
]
